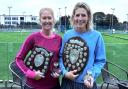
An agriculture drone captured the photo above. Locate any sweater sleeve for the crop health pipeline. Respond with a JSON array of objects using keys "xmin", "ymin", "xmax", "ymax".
[
  {"xmin": 89, "ymin": 34, "xmax": 106, "ymax": 80},
  {"xmin": 59, "ymin": 34, "xmax": 68, "ymax": 76},
  {"xmin": 15, "ymin": 34, "xmax": 36, "ymax": 79}
]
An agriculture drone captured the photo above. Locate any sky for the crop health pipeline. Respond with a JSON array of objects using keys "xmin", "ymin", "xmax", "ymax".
[{"xmin": 0, "ymin": 0, "xmax": 128, "ymax": 22}]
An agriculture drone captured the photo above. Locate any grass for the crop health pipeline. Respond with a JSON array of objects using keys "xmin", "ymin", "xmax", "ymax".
[
  {"xmin": 0, "ymin": 32, "xmax": 128, "ymax": 84},
  {"xmin": 104, "ymin": 37, "xmax": 128, "ymax": 43},
  {"xmin": 103, "ymin": 34, "xmax": 128, "ymax": 69},
  {"xmin": 112, "ymin": 34, "xmax": 128, "ymax": 39},
  {"xmin": 0, "ymin": 32, "xmax": 31, "ymax": 42}
]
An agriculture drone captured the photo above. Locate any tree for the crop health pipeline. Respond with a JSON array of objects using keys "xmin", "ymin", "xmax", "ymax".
[
  {"xmin": 59, "ymin": 15, "xmax": 71, "ymax": 30},
  {"xmin": 93, "ymin": 12, "xmax": 106, "ymax": 26},
  {"xmin": 93, "ymin": 12, "xmax": 119, "ymax": 28}
]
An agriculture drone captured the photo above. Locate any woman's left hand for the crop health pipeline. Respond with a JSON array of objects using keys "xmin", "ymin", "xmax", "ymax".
[
  {"xmin": 51, "ymin": 72, "xmax": 60, "ymax": 78},
  {"xmin": 84, "ymin": 76, "xmax": 94, "ymax": 88}
]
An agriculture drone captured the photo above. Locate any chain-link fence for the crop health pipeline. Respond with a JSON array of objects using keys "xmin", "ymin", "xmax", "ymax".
[
  {"xmin": 0, "ymin": 29, "xmax": 128, "ymax": 87},
  {"xmin": 0, "ymin": 42, "xmax": 127, "ymax": 82}
]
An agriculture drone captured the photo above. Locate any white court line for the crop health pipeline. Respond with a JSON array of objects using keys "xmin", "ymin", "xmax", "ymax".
[{"xmin": 105, "ymin": 43, "xmax": 128, "ymax": 44}]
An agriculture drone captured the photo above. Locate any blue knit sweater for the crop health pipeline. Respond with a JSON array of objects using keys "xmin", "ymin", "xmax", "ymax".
[{"xmin": 59, "ymin": 29, "xmax": 106, "ymax": 83}]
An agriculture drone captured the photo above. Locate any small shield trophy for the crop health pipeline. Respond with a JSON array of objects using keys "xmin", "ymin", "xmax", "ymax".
[
  {"xmin": 24, "ymin": 46, "xmax": 53, "ymax": 77},
  {"xmin": 62, "ymin": 37, "xmax": 89, "ymax": 74},
  {"xmin": 51, "ymin": 62, "xmax": 61, "ymax": 77}
]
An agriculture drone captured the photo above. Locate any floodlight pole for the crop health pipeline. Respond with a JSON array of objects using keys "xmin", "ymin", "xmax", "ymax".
[
  {"xmin": 30, "ymin": 15, "xmax": 32, "ymax": 29},
  {"xmin": 111, "ymin": 8, "xmax": 115, "ymax": 33},
  {"xmin": 126, "ymin": 14, "xmax": 128, "ymax": 32},
  {"xmin": 59, "ymin": 8, "xmax": 61, "ymax": 32},
  {"xmin": 22, "ymin": 12, "xmax": 26, "ymax": 29},
  {"xmin": 65, "ymin": 6, "xmax": 67, "ymax": 31},
  {"xmin": 8, "ymin": 6, "xmax": 12, "ymax": 29},
  {"xmin": 95, "ymin": 15, "xmax": 97, "ymax": 30}
]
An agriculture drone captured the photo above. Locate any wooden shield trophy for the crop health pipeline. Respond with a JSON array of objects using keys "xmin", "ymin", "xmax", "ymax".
[
  {"xmin": 24, "ymin": 46, "xmax": 53, "ymax": 77},
  {"xmin": 62, "ymin": 37, "xmax": 89, "ymax": 74}
]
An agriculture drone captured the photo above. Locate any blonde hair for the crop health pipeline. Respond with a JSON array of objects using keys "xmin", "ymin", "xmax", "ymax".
[
  {"xmin": 39, "ymin": 8, "xmax": 54, "ymax": 20},
  {"xmin": 71, "ymin": 2, "xmax": 93, "ymax": 31}
]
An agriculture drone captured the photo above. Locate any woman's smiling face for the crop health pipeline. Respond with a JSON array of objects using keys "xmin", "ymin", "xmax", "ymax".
[
  {"xmin": 72, "ymin": 8, "xmax": 89, "ymax": 32},
  {"xmin": 40, "ymin": 9, "xmax": 54, "ymax": 31}
]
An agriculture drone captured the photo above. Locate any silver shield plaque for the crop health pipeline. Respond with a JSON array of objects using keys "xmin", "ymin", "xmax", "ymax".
[
  {"xmin": 24, "ymin": 46, "xmax": 53, "ymax": 77},
  {"xmin": 62, "ymin": 37, "xmax": 89, "ymax": 74}
]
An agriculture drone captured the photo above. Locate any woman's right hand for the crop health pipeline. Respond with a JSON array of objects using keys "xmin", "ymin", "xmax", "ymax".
[
  {"xmin": 34, "ymin": 71, "xmax": 44, "ymax": 80},
  {"xmin": 65, "ymin": 70, "xmax": 78, "ymax": 80}
]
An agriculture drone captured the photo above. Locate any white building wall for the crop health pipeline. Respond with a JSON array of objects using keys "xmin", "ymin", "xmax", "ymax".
[{"xmin": 0, "ymin": 15, "xmax": 39, "ymax": 26}]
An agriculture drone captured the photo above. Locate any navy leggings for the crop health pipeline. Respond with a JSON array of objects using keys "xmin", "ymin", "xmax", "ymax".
[{"xmin": 61, "ymin": 78, "xmax": 98, "ymax": 89}]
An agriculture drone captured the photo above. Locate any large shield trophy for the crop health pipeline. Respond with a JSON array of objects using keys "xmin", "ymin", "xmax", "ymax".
[
  {"xmin": 24, "ymin": 46, "xmax": 53, "ymax": 77},
  {"xmin": 62, "ymin": 37, "xmax": 89, "ymax": 74}
]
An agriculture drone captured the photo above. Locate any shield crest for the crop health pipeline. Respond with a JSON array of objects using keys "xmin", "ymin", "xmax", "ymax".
[
  {"xmin": 24, "ymin": 46, "xmax": 53, "ymax": 77},
  {"xmin": 62, "ymin": 37, "xmax": 89, "ymax": 74}
]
